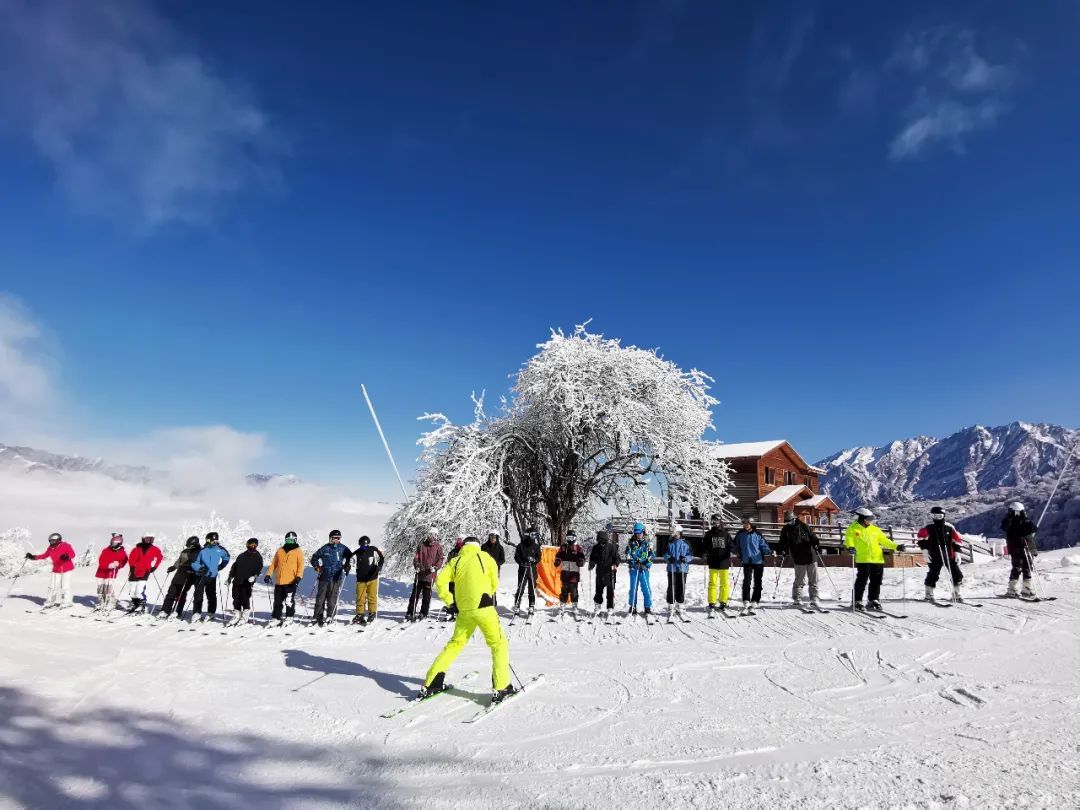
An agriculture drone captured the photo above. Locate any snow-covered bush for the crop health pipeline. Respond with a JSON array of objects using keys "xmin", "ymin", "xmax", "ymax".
[
  {"xmin": 384, "ymin": 323, "xmax": 734, "ymax": 563},
  {"xmin": 0, "ymin": 527, "xmax": 34, "ymax": 578}
]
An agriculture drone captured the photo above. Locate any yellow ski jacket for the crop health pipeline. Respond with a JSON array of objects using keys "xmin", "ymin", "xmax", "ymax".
[
  {"xmin": 844, "ymin": 522, "xmax": 897, "ymax": 564},
  {"xmin": 435, "ymin": 542, "xmax": 498, "ymax": 611}
]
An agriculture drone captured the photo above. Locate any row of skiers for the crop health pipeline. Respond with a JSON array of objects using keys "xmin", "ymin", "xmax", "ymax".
[
  {"xmin": 399, "ymin": 501, "xmax": 1044, "ymax": 622},
  {"xmin": 25, "ymin": 530, "xmax": 387, "ymax": 628}
]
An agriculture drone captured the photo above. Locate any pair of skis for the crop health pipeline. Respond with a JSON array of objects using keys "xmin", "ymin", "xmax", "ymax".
[
  {"xmin": 381, "ymin": 672, "xmax": 545, "ymax": 724},
  {"xmin": 832, "ymin": 605, "xmax": 909, "ymax": 620}
]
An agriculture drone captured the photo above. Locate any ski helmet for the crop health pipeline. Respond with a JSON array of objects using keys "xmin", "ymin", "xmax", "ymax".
[
  {"xmin": 671, "ymin": 523, "xmax": 683, "ymax": 537},
  {"xmin": 110, "ymin": 533, "xmax": 123, "ymax": 547},
  {"xmin": 854, "ymin": 507, "xmax": 874, "ymax": 520},
  {"xmin": 487, "ymin": 530, "xmax": 500, "ymax": 540},
  {"xmin": 141, "ymin": 534, "xmax": 155, "ymax": 542},
  {"xmin": 205, "ymin": 532, "xmax": 219, "ymax": 543},
  {"xmin": 784, "ymin": 510, "xmax": 797, "ymax": 523},
  {"xmin": 930, "ymin": 506, "xmax": 945, "ymax": 521},
  {"xmin": 633, "ymin": 522, "xmax": 645, "ymax": 534},
  {"xmin": 524, "ymin": 526, "xmax": 537, "ymax": 538},
  {"xmin": 246, "ymin": 537, "xmax": 259, "ymax": 547},
  {"xmin": 741, "ymin": 515, "xmax": 754, "ymax": 525},
  {"xmin": 1009, "ymin": 502, "xmax": 1025, "ymax": 513},
  {"xmin": 185, "ymin": 536, "xmax": 200, "ymax": 548},
  {"xmin": 284, "ymin": 531, "xmax": 298, "ymax": 545},
  {"xmin": 329, "ymin": 529, "xmax": 342, "ymax": 540},
  {"xmin": 596, "ymin": 530, "xmax": 609, "ymax": 543},
  {"xmin": 48, "ymin": 532, "xmax": 62, "ymax": 543},
  {"xmin": 358, "ymin": 535, "xmax": 370, "ymax": 547},
  {"xmin": 566, "ymin": 529, "xmax": 577, "ymax": 541}
]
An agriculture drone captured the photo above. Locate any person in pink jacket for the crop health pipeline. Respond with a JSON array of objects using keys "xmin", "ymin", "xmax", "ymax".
[
  {"xmin": 26, "ymin": 532, "xmax": 77, "ymax": 609},
  {"xmin": 95, "ymin": 534, "xmax": 128, "ymax": 611}
]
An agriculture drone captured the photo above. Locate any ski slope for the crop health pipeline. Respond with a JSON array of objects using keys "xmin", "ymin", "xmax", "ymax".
[{"xmin": 1, "ymin": 553, "xmax": 1079, "ymax": 809}]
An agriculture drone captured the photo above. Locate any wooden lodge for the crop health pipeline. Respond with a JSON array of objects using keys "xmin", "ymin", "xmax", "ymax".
[{"xmin": 706, "ymin": 440, "xmax": 840, "ymax": 527}]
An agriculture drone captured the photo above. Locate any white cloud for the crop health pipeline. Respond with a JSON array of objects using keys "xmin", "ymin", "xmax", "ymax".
[
  {"xmin": 0, "ymin": 293, "xmax": 56, "ymax": 435},
  {"xmin": 0, "ymin": 0, "xmax": 283, "ymax": 228},
  {"xmin": 888, "ymin": 26, "xmax": 1018, "ymax": 160}
]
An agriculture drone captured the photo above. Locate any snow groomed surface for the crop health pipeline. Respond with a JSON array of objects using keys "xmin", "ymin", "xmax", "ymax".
[{"xmin": 1, "ymin": 552, "xmax": 1079, "ymax": 808}]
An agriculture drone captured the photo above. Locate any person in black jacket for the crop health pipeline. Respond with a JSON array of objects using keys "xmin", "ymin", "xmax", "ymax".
[
  {"xmin": 698, "ymin": 515, "xmax": 734, "ymax": 616},
  {"xmin": 775, "ymin": 511, "xmax": 821, "ymax": 607},
  {"xmin": 511, "ymin": 527, "xmax": 541, "ymax": 616},
  {"xmin": 916, "ymin": 506, "xmax": 965, "ymax": 602},
  {"xmin": 351, "ymin": 535, "xmax": 384, "ymax": 625},
  {"xmin": 588, "ymin": 530, "xmax": 621, "ymax": 618},
  {"xmin": 482, "ymin": 532, "xmax": 506, "ymax": 568},
  {"xmin": 1001, "ymin": 502, "xmax": 1038, "ymax": 597},
  {"xmin": 227, "ymin": 537, "xmax": 264, "ymax": 624},
  {"xmin": 157, "ymin": 536, "xmax": 201, "ymax": 620}
]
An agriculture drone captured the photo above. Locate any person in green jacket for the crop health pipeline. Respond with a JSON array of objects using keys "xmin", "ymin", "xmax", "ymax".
[{"xmin": 843, "ymin": 507, "xmax": 899, "ymax": 611}]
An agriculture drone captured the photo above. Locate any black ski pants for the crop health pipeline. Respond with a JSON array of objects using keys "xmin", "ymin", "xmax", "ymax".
[
  {"xmin": 161, "ymin": 573, "xmax": 195, "ymax": 616},
  {"xmin": 665, "ymin": 571, "xmax": 686, "ymax": 605},
  {"xmin": 313, "ymin": 577, "xmax": 344, "ymax": 621},
  {"xmin": 407, "ymin": 580, "xmax": 433, "ymax": 617},
  {"xmin": 1008, "ymin": 541, "xmax": 1032, "ymax": 581},
  {"xmin": 191, "ymin": 576, "xmax": 219, "ymax": 615},
  {"xmin": 559, "ymin": 579, "xmax": 579, "ymax": 605},
  {"xmin": 514, "ymin": 565, "xmax": 536, "ymax": 608},
  {"xmin": 925, "ymin": 556, "xmax": 963, "ymax": 588},
  {"xmin": 231, "ymin": 580, "xmax": 254, "ymax": 611},
  {"xmin": 272, "ymin": 582, "xmax": 298, "ymax": 619},
  {"xmin": 741, "ymin": 563, "xmax": 764, "ymax": 603},
  {"xmin": 854, "ymin": 563, "xmax": 884, "ymax": 602},
  {"xmin": 593, "ymin": 574, "xmax": 615, "ymax": 609}
]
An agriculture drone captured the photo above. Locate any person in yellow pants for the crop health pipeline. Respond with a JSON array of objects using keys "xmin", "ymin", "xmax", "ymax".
[
  {"xmin": 699, "ymin": 513, "xmax": 734, "ymax": 616},
  {"xmin": 419, "ymin": 536, "xmax": 514, "ymax": 703}
]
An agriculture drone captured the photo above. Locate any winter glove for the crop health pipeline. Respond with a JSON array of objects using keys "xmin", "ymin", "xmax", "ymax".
[
  {"xmin": 895, "ymin": 544, "xmax": 906, "ymax": 552},
  {"xmin": 429, "ymin": 566, "xmax": 437, "ymax": 573},
  {"xmin": 217, "ymin": 561, "xmax": 228, "ymax": 572},
  {"xmin": 108, "ymin": 561, "xmax": 119, "ymax": 569},
  {"xmin": 248, "ymin": 576, "xmax": 256, "ymax": 583},
  {"xmin": 263, "ymin": 575, "xmax": 272, "ymax": 584},
  {"xmin": 167, "ymin": 565, "xmax": 176, "ymax": 573},
  {"xmin": 446, "ymin": 604, "xmax": 459, "ymax": 618},
  {"xmin": 24, "ymin": 552, "xmax": 34, "ymax": 560},
  {"xmin": 59, "ymin": 554, "xmax": 70, "ymax": 562}
]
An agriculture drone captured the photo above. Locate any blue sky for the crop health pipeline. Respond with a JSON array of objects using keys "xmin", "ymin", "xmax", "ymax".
[{"xmin": 1, "ymin": 0, "xmax": 1078, "ymax": 499}]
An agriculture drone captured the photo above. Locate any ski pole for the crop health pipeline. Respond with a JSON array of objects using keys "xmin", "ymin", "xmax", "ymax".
[
  {"xmin": 508, "ymin": 662, "xmax": 527, "ymax": 692},
  {"xmin": 771, "ymin": 553, "xmax": 786, "ymax": 600},
  {"xmin": 1024, "ymin": 547, "xmax": 1043, "ymax": 599},
  {"xmin": 0, "ymin": 559, "xmax": 30, "ymax": 608},
  {"xmin": 814, "ymin": 549, "xmax": 840, "ymax": 601},
  {"xmin": 150, "ymin": 569, "xmax": 166, "ymax": 612},
  {"xmin": 850, "ymin": 547, "xmax": 856, "ymax": 611}
]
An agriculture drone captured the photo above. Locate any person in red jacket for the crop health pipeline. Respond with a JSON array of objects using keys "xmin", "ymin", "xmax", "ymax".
[
  {"xmin": 126, "ymin": 534, "xmax": 163, "ymax": 614},
  {"xmin": 406, "ymin": 530, "xmax": 446, "ymax": 622},
  {"xmin": 95, "ymin": 533, "xmax": 128, "ymax": 612},
  {"xmin": 26, "ymin": 532, "xmax": 77, "ymax": 609}
]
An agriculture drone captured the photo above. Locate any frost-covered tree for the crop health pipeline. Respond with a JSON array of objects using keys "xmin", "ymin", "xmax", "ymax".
[{"xmin": 384, "ymin": 324, "xmax": 734, "ymax": 562}]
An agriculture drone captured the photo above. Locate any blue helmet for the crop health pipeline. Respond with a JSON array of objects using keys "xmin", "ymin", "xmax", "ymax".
[{"xmin": 633, "ymin": 522, "xmax": 645, "ymax": 534}]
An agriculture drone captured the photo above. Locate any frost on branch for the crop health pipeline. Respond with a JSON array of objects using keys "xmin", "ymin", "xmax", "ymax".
[{"xmin": 383, "ymin": 325, "xmax": 733, "ymax": 564}]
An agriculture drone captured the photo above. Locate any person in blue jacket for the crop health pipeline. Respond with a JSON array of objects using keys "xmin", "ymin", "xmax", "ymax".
[
  {"xmin": 190, "ymin": 532, "xmax": 231, "ymax": 622},
  {"xmin": 664, "ymin": 524, "xmax": 692, "ymax": 621},
  {"xmin": 734, "ymin": 516, "xmax": 770, "ymax": 614},
  {"xmin": 310, "ymin": 529, "xmax": 350, "ymax": 627},
  {"xmin": 626, "ymin": 523, "xmax": 653, "ymax": 618}
]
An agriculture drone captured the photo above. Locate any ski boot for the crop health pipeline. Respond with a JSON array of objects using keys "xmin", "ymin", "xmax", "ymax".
[
  {"xmin": 366, "ymin": 613, "xmax": 377, "ymax": 624},
  {"xmin": 417, "ymin": 672, "xmax": 447, "ymax": 700},
  {"xmin": 197, "ymin": 613, "xmax": 208, "ymax": 623},
  {"xmin": 739, "ymin": 600, "xmax": 751, "ymax": 616},
  {"xmin": 642, "ymin": 607, "xmax": 652, "ymax": 619},
  {"xmin": 924, "ymin": 586, "xmax": 935, "ymax": 601},
  {"xmin": 853, "ymin": 601, "xmax": 865, "ymax": 611},
  {"xmin": 629, "ymin": 606, "xmax": 638, "ymax": 617},
  {"xmin": 1004, "ymin": 580, "xmax": 1020, "ymax": 598},
  {"xmin": 351, "ymin": 614, "xmax": 365, "ymax": 626},
  {"xmin": 666, "ymin": 606, "xmax": 674, "ymax": 623},
  {"xmin": 809, "ymin": 599, "xmax": 821, "ymax": 611},
  {"xmin": 127, "ymin": 598, "xmax": 143, "ymax": 615},
  {"xmin": 1021, "ymin": 579, "xmax": 1036, "ymax": 598},
  {"xmin": 316, "ymin": 616, "xmax": 326, "ymax": 627},
  {"xmin": 952, "ymin": 586, "xmax": 964, "ymax": 603},
  {"xmin": 491, "ymin": 684, "xmax": 517, "ymax": 705},
  {"xmin": 866, "ymin": 600, "xmax": 882, "ymax": 611},
  {"xmin": 706, "ymin": 604, "xmax": 715, "ymax": 618}
]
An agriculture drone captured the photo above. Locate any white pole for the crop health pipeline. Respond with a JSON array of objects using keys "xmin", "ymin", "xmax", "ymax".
[
  {"xmin": 1036, "ymin": 445, "xmax": 1076, "ymax": 529},
  {"xmin": 361, "ymin": 383, "xmax": 411, "ymax": 504}
]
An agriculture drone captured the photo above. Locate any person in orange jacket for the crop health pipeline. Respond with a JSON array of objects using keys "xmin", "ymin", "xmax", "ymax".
[{"xmin": 264, "ymin": 531, "xmax": 305, "ymax": 626}]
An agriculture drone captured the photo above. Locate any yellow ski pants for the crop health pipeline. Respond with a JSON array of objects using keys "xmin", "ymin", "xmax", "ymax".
[
  {"xmin": 355, "ymin": 579, "xmax": 378, "ymax": 614},
  {"xmin": 424, "ymin": 605, "xmax": 510, "ymax": 691},
  {"xmin": 707, "ymin": 569, "xmax": 730, "ymax": 605}
]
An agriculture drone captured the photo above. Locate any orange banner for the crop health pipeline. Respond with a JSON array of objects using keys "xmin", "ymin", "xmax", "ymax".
[{"xmin": 535, "ymin": 545, "xmax": 562, "ymax": 605}]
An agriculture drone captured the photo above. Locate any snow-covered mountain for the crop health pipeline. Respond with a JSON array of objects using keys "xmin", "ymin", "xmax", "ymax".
[
  {"xmin": 0, "ymin": 444, "xmax": 163, "ymax": 485},
  {"xmin": 818, "ymin": 422, "xmax": 1080, "ymax": 548},
  {"xmin": 0, "ymin": 443, "xmax": 298, "ymax": 488}
]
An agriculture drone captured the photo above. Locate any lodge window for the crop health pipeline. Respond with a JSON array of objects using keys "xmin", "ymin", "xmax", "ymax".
[
  {"xmin": 784, "ymin": 471, "xmax": 796, "ymax": 486},
  {"xmin": 764, "ymin": 467, "xmax": 775, "ymax": 485}
]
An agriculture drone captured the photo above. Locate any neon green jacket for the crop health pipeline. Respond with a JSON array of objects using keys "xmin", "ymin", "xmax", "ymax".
[
  {"xmin": 434, "ymin": 543, "xmax": 499, "ymax": 611},
  {"xmin": 844, "ymin": 522, "xmax": 897, "ymax": 564}
]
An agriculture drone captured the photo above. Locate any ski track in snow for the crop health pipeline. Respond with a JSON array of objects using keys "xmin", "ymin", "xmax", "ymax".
[{"xmin": 1, "ymin": 554, "xmax": 1080, "ymax": 808}]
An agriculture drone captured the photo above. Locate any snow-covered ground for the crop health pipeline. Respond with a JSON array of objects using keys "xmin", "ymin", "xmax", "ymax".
[{"xmin": 2, "ymin": 553, "xmax": 1079, "ymax": 809}]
